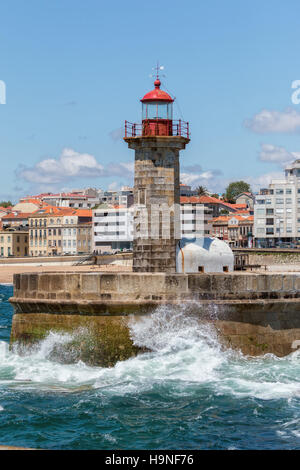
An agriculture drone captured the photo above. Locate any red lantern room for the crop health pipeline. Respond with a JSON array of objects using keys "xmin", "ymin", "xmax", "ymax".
[
  {"xmin": 124, "ymin": 72, "xmax": 189, "ymax": 140},
  {"xmin": 141, "ymin": 78, "xmax": 174, "ymax": 136}
]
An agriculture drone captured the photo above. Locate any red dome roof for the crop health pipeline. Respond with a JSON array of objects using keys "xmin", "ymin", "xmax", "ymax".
[{"xmin": 141, "ymin": 79, "xmax": 174, "ymax": 103}]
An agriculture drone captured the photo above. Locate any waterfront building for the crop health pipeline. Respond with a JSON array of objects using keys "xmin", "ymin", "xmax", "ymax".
[
  {"xmin": 0, "ymin": 230, "xmax": 28, "ymax": 257},
  {"xmin": 93, "ymin": 205, "xmax": 134, "ymax": 252},
  {"xmin": 254, "ymin": 159, "xmax": 300, "ymax": 247},
  {"xmin": 212, "ymin": 214, "xmax": 254, "ymax": 248},
  {"xmin": 180, "ymin": 197, "xmax": 213, "ymax": 237},
  {"xmin": 1, "ymin": 212, "xmax": 31, "ymax": 229},
  {"xmin": 62, "ymin": 211, "xmax": 92, "ymax": 255},
  {"xmin": 28, "ymin": 207, "xmax": 92, "ymax": 256}
]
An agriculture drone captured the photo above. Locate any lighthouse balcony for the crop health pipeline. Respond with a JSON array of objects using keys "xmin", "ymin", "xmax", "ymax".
[{"xmin": 124, "ymin": 119, "xmax": 190, "ymax": 139}]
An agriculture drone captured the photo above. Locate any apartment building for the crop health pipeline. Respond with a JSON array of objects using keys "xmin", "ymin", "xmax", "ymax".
[
  {"xmin": 212, "ymin": 215, "xmax": 254, "ymax": 248},
  {"xmin": 62, "ymin": 213, "xmax": 92, "ymax": 255},
  {"xmin": 100, "ymin": 188, "xmax": 134, "ymax": 208},
  {"xmin": 93, "ymin": 205, "xmax": 134, "ymax": 252},
  {"xmin": 41, "ymin": 192, "xmax": 99, "ymax": 209},
  {"xmin": 0, "ymin": 230, "xmax": 28, "ymax": 257},
  {"xmin": 28, "ymin": 207, "xmax": 92, "ymax": 256},
  {"xmin": 254, "ymin": 160, "xmax": 300, "ymax": 247},
  {"xmin": 1, "ymin": 212, "xmax": 31, "ymax": 229},
  {"xmin": 235, "ymin": 192, "xmax": 255, "ymax": 212},
  {"xmin": 179, "ymin": 184, "xmax": 198, "ymax": 197},
  {"xmin": 180, "ymin": 199, "xmax": 213, "ymax": 237}
]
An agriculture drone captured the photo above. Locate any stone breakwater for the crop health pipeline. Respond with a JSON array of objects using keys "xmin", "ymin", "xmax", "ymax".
[{"xmin": 9, "ymin": 272, "xmax": 300, "ymax": 365}]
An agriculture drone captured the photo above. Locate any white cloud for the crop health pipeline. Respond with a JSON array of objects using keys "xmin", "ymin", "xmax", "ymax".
[
  {"xmin": 16, "ymin": 148, "xmax": 135, "ymax": 191},
  {"xmin": 246, "ymin": 171, "xmax": 283, "ymax": 192},
  {"xmin": 258, "ymin": 143, "xmax": 300, "ymax": 167},
  {"xmin": 244, "ymin": 108, "xmax": 300, "ymax": 134},
  {"xmin": 180, "ymin": 165, "xmax": 224, "ymax": 191},
  {"xmin": 17, "ymin": 148, "xmax": 105, "ymax": 184}
]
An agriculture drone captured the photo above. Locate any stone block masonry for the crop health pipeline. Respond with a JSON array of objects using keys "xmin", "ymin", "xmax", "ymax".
[{"xmin": 125, "ymin": 136, "xmax": 189, "ymax": 273}]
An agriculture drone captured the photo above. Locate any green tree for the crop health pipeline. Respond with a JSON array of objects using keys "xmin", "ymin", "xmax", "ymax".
[
  {"xmin": 196, "ymin": 185, "xmax": 208, "ymax": 196},
  {"xmin": 0, "ymin": 201, "xmax": 12, "ymax": 208},
  {"xmin": 224, "ymin": 181, "xmax": 251, "ymax": 203}
]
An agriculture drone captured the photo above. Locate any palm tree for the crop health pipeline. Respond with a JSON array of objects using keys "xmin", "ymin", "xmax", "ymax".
[{"xmin": 196, "ymin": 185, "xmax": 208, "ymax": 196}]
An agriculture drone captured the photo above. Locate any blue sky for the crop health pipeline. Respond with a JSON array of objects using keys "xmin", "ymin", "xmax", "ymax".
[{"xmin": 1, "ymin": 0, "xmax": 300, "ymax": 201}]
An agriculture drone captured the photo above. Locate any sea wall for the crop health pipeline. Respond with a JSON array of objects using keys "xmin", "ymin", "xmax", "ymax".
[
  {"xmin": 9, "ymin": 272, "xmax": 300, "ymax": 363},
  {"xmin": 233, "ymin": 248, "xmax": 300, "ymax": 266}
]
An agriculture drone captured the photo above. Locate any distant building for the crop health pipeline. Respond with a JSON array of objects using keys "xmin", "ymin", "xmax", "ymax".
[
  {"xmin": 41, "ymin": 192, "xmax": 99, "ymax": 209},
  {"xmin": 254, "ymin": 160, "xmax": 300, "ymax": 247},
  {"xmin": 2, "ymin": 212, "xmax": 31, "ymax": 229},
  {"xmin": 12, "ymin": 200, "xmax": 41, "ymax": 213},
  {"xmin": 28, "ymin": 207, "xmax": 92, "ymax": 256},
  {"xmin": 93, "ymin": 206, "xmax": 134, "ymax": 252},
  {"xmin": 62, "ymin": 212, "xmax": 92, "ymax": 255},
  {"xmin": 100, "ymin": 189, "xmax": 133, "ymax": 208},
  {"xmin": 235, "ymin": 192, "xmax": 255, "ymax": 212},
  {"xmin": 179, "ymin": 184, "xmax": 198, "ymax": 197},
  {"xmin": 212, "ymin": 214, "xmax": 253, "ymax": 248},
  {"xmin": 0, "ymin": 230, "xmax": 28, "ymax": 257},
  {"xmin": 180, "ymin": 197, "xmax": 213, "ymax": 237}
]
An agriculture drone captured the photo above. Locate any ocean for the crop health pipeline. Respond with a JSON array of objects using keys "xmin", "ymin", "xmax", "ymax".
[{"xmin": 0, "ymin": 284, "xmax": 299, "ymax": 450}]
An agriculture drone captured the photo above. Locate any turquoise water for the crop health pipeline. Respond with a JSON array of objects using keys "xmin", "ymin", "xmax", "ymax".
[{"xmin": 0, "ymin": 284, "xmax": 299, "ymax": 450}]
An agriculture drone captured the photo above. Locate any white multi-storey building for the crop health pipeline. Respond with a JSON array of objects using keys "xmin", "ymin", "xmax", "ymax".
[
  {"xmin": 181, "ymin": 204, "xmax": 212, "ymax": 237},
  {"xmin": 42, "ymin": 192, "xmax": 99, "ymax": 209},
  {"xmin": 254, "ymin": 159, "xmax": 300, "ymax": 247},
  {"xmin": 93, "ymin": 206, "xmax": 134, "ymax": 252}
]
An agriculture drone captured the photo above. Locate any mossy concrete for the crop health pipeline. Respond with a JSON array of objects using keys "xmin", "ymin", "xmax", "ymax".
[{"xmin": 10, "ymin": 313, "xmax": 141, "ymax": 367}]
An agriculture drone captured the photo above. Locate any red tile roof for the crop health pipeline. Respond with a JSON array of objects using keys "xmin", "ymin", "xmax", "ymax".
[
  {"xmin": 180, "ymin": 195, "xmax": 222, "ymax": 204},
  {"xmin": 2, "ymin": 212, "xmax": 31, "ymax": 219},
  {"xmin": 75, "ymin": 209, "xmax": 93, "ymax": 217}
]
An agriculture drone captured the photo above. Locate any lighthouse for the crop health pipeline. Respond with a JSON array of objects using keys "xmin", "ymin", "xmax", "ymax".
[{"xmin": 124, "ymin": 73, "xmax": 190, "ymax": 273}]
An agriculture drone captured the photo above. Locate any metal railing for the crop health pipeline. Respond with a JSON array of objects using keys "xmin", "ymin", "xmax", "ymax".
[{"xmin": 125, "ymin": 119, "xmax": 190, "ymax": 139}]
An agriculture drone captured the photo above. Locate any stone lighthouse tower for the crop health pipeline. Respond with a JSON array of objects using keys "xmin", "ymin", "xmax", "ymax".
[{"xmin": 124, "ymin": 75, "xmax": 190, "ymax": 273}]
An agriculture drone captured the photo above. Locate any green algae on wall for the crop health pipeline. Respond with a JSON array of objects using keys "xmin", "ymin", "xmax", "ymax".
[{"xmin": 10, "ymin": 313, "xmax": 142, "ymax": 367}]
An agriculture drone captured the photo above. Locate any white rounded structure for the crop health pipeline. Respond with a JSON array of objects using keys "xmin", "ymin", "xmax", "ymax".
[{"xmin": 176, "ymin": 237, "xmax": 234, "ymax": 273}]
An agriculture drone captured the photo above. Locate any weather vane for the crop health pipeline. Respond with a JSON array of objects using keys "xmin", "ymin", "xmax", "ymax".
[{"xmin": 149, "ymin": 61, "xmax": 166, "ymax": 80}]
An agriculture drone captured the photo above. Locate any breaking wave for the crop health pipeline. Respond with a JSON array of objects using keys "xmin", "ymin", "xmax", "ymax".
[{"xmin": 0, "ymin": 305, "xmax": 299, "ymax": 401}]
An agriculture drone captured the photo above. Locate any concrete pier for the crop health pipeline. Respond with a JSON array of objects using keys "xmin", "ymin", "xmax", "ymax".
[{"xmin": 9, "ymin": 272, "xmax": 300, "ymax": 364}]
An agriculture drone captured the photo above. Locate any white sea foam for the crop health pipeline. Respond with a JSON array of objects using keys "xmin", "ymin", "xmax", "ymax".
[{"xmin": 0, "ymin": 305, "xmax": 299, "ymax": 401}]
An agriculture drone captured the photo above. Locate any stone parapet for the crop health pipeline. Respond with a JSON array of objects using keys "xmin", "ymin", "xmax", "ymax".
[{"xmin": 10, "ymin": 272, "xmax": 300, "ymax": 305}]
